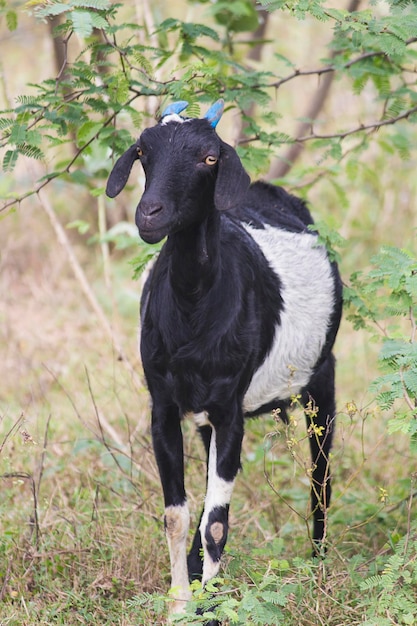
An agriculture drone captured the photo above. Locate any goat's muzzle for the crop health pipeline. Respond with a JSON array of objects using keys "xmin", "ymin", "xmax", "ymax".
[{"xmin": 136, "ymin": 199, "xmax": 167, "ymax": 244}]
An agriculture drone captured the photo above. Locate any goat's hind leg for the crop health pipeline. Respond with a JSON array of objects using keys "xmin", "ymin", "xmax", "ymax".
[{"xmin": 303, "ymin": 354, "xmax": 336, "ymax": 554}]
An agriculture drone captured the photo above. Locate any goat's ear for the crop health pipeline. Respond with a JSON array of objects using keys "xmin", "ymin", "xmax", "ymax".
[
  {"xmin": 106, "ymin": 145, "xmax": 139, "ymax": 198},
  {"xmin": 214, "ymin": 141, "xmax": 251, "ymax": 211}
]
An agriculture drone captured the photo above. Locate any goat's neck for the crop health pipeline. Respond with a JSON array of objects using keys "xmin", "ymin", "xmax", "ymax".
[{"xmin": 168, "ymin": 212, "xmax": 221, "ymax": 301}]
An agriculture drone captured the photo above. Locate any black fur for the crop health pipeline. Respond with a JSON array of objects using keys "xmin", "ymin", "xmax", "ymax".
[{"xmin": 106, "ymin": 114, "xmax": 343, "ymax": 621}]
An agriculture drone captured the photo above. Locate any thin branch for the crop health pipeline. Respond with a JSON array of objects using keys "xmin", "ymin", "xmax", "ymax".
[
  {"xmin": 36, "ymin": 414, "xmax": 52, "ymax": 497},
  {"xmin": 268, "ymin": 35, "xmax": 417, "ymax": 92},
  {"xmin": 1, "ymin": 472, "xmax": 40, "ymax": 549},
  {"xmin": 0, "ymin": 92, "xmax": 140, "ymax": 213},
  {"xmin": 36, "ymin": 187, "xmax": 146, "ymax": 413},
  {"xmin": 296, "ymin": 104, "xmax": 417, "ymax": 142},
  {"xmin": 410, "ymin": 306, "xmax": 417, "ymax": 344},
  {"xmin": 0, "ymin": 559, "xmax": 12, "ymax": 602},
  {"xmin": 0, "ymin": 413, "xmax": 25, "ymax": 455},
  {"xmin": 403, "ymin": 474, "xmax": 416, "ymax": 557},
  {"xmin": 267, "ymin": 27, "xmax": 417, "ymax": 178},
  {"xmin": 269, "ymin": 0, "xmax": 358, "ymax": 179}
]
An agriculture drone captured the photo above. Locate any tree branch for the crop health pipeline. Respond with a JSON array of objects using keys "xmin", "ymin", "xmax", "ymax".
[
  {"xmin": 267, "ymin": 0, "xmax": 362, "ymax": 180},
  {"xmin": 295, "ymin": 104, "xmax": 417, "ymax": 142},
  {"xmin": 36, "ymin": 187, "xmax": 147, "ymax": 432}
]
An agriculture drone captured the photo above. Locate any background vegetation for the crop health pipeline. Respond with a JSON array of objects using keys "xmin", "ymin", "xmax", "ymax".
[{"xmin": 0, "ymin": 0, "xmax": 416, "ymax": 624}]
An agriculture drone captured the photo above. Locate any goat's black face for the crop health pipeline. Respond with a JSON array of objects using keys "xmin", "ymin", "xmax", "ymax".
[
  {"xmin": 135, "ymin": 119, "xmax": 221, "ymax": 243},
  {"xmin": 106, "ymin": 116, "xmax": 250, "ymax": 244}
]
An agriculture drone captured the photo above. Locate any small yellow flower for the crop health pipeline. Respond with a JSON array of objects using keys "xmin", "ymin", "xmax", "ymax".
[
  {"xmin": 379, "ymin": 487, "xmax": 389, "ymax": 504},
  {"xmin": 308, "ymin": 423, "xmax": 325, "ymax": 437},
  {"xmin": 346, "ymin": 401, "xmax": 357, "ymax": 417}
]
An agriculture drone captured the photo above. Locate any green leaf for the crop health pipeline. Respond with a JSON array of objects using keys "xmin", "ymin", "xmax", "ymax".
[
  {"xmin": 3, "ymin": 149, "xmax": 18, "ymax": 172},
  {"xmin": 9, "ymin": 123, "xmax": 27, "ymax": 144},
  {"xmin": 67, "ymin": 219, "xmax": 91, "ymax": 234},
  {"xmin": 76, "ymin": 121, "xmax": 103, "ymax": 145},
  {"xmin": 71, "ymin": 0, "xmax": 111, "ymax": 8},
  {"xmin": 0, "ymin": 117, "xmax": 14, "ymax": 131},
  {"xmin": 71, "ymin": 10, "xmax": 94, "ymax": 38},
  {"xmin": 403, "ymin": 369, "xmax": 417, "ymax": 396},
  {"xmin": 35, "ymin": 4, "xmax": 69, "ymax": 18},
  {"xmin": 6, "ymin": 10, "xmax": 17, "ymax": 30},
  {"xmin": 17, "ymin": 143, "xmax": 44, "ymax": 160},
  {"xmin": 89, "ymin": 12, "xmax": 109, "ymax": 29}
]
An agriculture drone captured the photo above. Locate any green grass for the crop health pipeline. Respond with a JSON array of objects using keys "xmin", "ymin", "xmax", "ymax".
[{"xmin": 1, "ymin": 330, "xmax": 415, "ymax": 625}]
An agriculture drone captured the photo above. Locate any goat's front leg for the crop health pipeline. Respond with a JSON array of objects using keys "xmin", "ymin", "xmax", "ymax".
[
  {"xmin": 199, "ymin": 406, "xmax": 244, "ymax": 585},
  {"xmin": 151, "ymin": 404, "xmax": 191, "ymax": 616}
]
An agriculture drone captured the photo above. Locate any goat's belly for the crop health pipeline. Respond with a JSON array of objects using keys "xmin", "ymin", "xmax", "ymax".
[
  {"xmin": 242, "ymin": 225, "xmax": 336, "ymax": 413},
  {"xmin": 243, "ymin": 342, "xmax": 315, "ymax": 412}
]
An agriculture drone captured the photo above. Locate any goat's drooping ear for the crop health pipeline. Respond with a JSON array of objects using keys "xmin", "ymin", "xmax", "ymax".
[
  {"xmin": 203, "ymin": 99, "xmax": 225, "ymax": 128},
  {"xmin": 106, "ymin": 144, "xmax": 139, "ymax": 198},
  {"xmin": 214, "ymin": 140, "xmax": 251, "ymax": 211},
  {"xmin": 161, "ymin": 100, "xmax": 189, "ymax": 118}
]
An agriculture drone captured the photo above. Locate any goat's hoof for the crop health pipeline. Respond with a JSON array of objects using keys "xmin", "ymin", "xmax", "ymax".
[{"xmin": 196, "ymin": 605, "xmax": 220, "ymax": 626}]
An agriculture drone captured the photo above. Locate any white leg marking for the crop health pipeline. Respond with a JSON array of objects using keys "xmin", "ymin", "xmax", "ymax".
[
  {"xmin": 165, "ymin": 503, "xmax": 191, "ymax": 615},
  {"xmin": 199, "ymin": 427, "xmax": 234, "ymax": 585},
  {"xmin": 193, "ymin": 411, "xmax": 210, "ymax": 427}
]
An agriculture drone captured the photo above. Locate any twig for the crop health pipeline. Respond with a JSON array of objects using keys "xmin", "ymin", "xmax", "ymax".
[
  {"xmin": 36, "ymin": 187, "xmax": 146, "ymax": 413},
  {"xmin": 1, "ymin": 473, "xmax": 40, "ymax": 549},
  {"xmin": 268, "ymin": 0, "xmax": 363, "ymax": 179},
  {"xmin": 0, "ymin": 413, "xmax": 25, "ymax": 455},
  {"xmin": 97, "ymin": 193, "xmax": 111, "ymax": 290},
  {"xmin": 295, "ymin": 104, "xmax": 417, "ymax": 142},
  {"xmin": 0, "ymin": 559, "xmax": 12, "ymax": 602},
  {"xmin": 410, "ymin": 306, "xmax": 416, "ymax": 344},
  {"xmin": 0, "ymin": 92, "xmax": 140, "ymax": 213},
  {"xmin": 85, "ymin": 367, "xmax": 155, "ymax": 489},
  {"xmin": 36, "ymin": 414, "xmax": 52, "ymax": 497},
  {"xmin": 267, "ymin": 36, "xmax": 417, "ymax": 92},
  {"xmin": 387, "ymin": 489, "xmax": 417, "ymax": 513},
  {"xmin": 403, "ymin": 475, "xmax": 416, "ymax": 557}
]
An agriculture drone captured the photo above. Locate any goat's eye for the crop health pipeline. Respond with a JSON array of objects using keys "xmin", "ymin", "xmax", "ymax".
[
  {"xmin": 137, "ymin": 147, "xmax": 143, "ymax": 157},
  {"xmin": 204, "ymin": 155, "xmax": 218, "ymax": 166}
]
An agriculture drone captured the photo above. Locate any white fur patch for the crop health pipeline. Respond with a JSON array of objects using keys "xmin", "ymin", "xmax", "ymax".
[
  {"xmin": 200, "ymin": 428, "xmax": 235, "ymax": 585},
  {"xmin": 165, "ymin": 503, "xmax": 191, "ymax": 615},
  {"xmin": 161, "ymin": 113, "xmax": 190, "ymax": 125},
  {"xmin": 192, "ymin": 411, "xmax": 210, "ymax": 427},
  {"xmin": 243, "ymin": 226, "xmax": 335, "ymax": 412}
]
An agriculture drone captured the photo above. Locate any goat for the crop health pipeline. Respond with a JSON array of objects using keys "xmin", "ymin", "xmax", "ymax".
[{"xmin": 106, "ymin": 99, "xmax": 343, "ymax": 620}]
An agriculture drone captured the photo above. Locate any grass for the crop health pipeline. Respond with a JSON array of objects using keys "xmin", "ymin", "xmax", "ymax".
[{"xmin": 1, "ymin": 222, "xmax": 415, "ymax": 625}]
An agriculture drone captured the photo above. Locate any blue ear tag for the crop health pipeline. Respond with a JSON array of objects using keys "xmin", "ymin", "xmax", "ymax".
[
  {"xmin": 203, "ymin": 99, "xmax": 225, "ymax": 128},
  {"xmin": 161, "ymin": 100, "xmax": 189, "ymax": 118}
]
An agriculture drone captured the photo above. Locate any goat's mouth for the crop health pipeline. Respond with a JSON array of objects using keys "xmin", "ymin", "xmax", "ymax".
[
  {"xmin": 138, "ymin": 223, "xmax": 168, "ymax": 244},
  {"xmin": 136, "ymin": 210, "xmax": 170, "ymax": 243}
]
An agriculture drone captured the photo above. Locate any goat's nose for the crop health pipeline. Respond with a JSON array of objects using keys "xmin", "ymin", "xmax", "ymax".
[{"xmin": 140, "ymin": 200, "xmax": 163, "ymax": 217}]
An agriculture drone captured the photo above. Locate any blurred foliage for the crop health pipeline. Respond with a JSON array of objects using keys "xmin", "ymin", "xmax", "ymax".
[
  {"xmin": 1, "ymin": 0, "xmax": 417, "ymax": 200},
  {"xmin": 345, "ymin": 245, "xmax": 417, "ymax": 449}
]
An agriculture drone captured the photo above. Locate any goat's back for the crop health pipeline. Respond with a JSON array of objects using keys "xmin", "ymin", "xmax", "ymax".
[{"xmin": 231, "ymin": 181, "xmax": 313, "ymax": 233}]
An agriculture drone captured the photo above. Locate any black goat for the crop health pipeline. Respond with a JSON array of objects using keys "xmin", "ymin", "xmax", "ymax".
[{"xmin": 106, "ymin": 100, "xmax": 343, "ymax": 619}]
